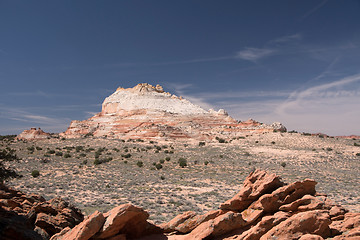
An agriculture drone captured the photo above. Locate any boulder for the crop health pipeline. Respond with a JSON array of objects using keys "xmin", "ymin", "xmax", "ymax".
[
  {"xmin": 96, "ymin": 203, "xmax": 151, "ymax": 239},
  {"xmin": 50, "ymin": 211, "xmax": 105, "ymax": 240},
  {"xmin": 259, "ymin": 210, "xmax": 331, "ymax": 239},
  {"xmin": 220, "ymin": 169, "xmax": 284, "ymax": 212}
]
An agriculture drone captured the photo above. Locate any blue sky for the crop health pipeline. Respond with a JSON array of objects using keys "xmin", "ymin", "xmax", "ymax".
[{"xmin": 1, "ymin": 0, "xmax": 360, "ymax": 135}]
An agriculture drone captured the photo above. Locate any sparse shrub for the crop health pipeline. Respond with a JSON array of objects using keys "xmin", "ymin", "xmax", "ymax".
[
  {"xmin": 326, "ymin": 147, "xmax": 333, "ymax": 151},
  {"xmin": 155, "ymin": 150, "xmax": 159, "ymax": 153},
  {"xmin": 160, "ymin": 159, "xmax": 165, "ymax": 164},
  {"xmin": 255, "ymin": 141, "xmax": 259, "ymax": 143},
  {"xmin": 137, "ymin": 161, "xmax": 144, "ymax": 167},
  {"xmin": 75, "ymin": 146, "xmax": 84, "ymax": 152},
  {"xmin": 124, "ymin": 149, "xmax": 129, "ymax": 152},
  {"xmin": 219, "ymin": 155, "xmax": 223, "ymax": 158},
  {"xmin": 36, "ymin": 146, "xmax": 42, "ymax": 150},
  {"xmin": 204, "ymin": 161, "xmax": 209, "ymax": 165},
  {"xmin": 113, "ymin": 148, "xmax": 119, "ymax": 152},
  {"xmin": 124, "ymin": 160, "xmax": 128, "ymax": 164},
  {"xmin": 27, "ymin": 146, "xmax": 35, "ymax": 152},
  {"xmin": 55, "ymin": 151, "xmax": 63, "ymax": 156},
  {"xmin": 31, "ymin": 170, "xmax": 40, "ymax": 178},
  {"xmin": 281, "ymin": 162, "xmax": 286, "ymax": 168},
  {"xmin": 94, "ymin": 159, "xmax": 100, "ymax": 165},
  {"xmin": 354, "ymin": 143, "xmax": 360, "ymax": 147},
  {"xmin": 199, "ymin": 142, "xmax": 205, "ymax": 146},
  {"xmin": 82, "ymin": 159, "xmax": 88, "ymax": 165},
  {"xmin": 64, "ymin": 153, "xmax": 71, "ymax": 158},
  {"xmin": 155, "ymin": 146, "xmax": 161, "ymax": 151},
  {"xmin": 121, "ymin": 153, "xmax": 131, "ymax": 158},
  {"xmin": 178, "ymin": 158, "xmax": 187, "ymax": 168},
  {"xmin": 84, "ymin": 132, "xmax": 93, "ymax": 138},
  {"xmin": 155, "ymin": 163, "xmax": 163, "ymax": 170},
  {"xmin": 164, "ymin": 150, "xmax": 169, "ymax": 153},
  {"xmin": 79, "ymin": 153, "xmax": 86, "ymax": 157},
  {"xmin": 146, "ymin": 146, "xmax": 152, "ymax": 150},
  {"xmin": 356, "ymin": 153, "xmax": 360, "ymax": 156},
  {"xmin": 160, "ymin": 176, "xmax": 165, "ymax": 180},
  {"xmin": 271, "ymin": 141, "xmax": 276, "ymax": 144},
  {"xmin": 47, "ymin": 149, "xmax": 55, "ymax": 154},
  {"xmin": 165, "ymin": 157, "xmax": 171, "ymax": 161}
]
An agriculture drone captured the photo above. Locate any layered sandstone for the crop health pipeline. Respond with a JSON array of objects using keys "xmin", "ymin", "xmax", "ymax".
[
  {"xmin": 60, "ymin": 83, "xmax": 286, "ymax": 140},
  {"xmin": 16, "ymin": 128, "xmax": 51, "ymax": 141},
  {"xmin": 2, "ymin": 170, "xmax": 359, "ymax": 239}
]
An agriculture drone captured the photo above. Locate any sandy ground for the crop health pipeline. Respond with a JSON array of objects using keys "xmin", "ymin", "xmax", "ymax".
[{"xmin": 2, "ymin": 132, "xmax": 359, "ymax": 223}]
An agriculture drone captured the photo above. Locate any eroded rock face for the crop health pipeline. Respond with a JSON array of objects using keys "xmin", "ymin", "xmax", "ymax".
[
  {"xmin": 16, "ymin": 128, "xmax": 51, "ymax": 141},
  {"xmin": 2, "ymin": 170, "xmax": 359, "ymax": 240},
  {"xmin": 60, "ymin": 83, "xmax": 286, "ymax": 141},
  {"xmin": 0, "ymin": 183, "xmax": 83, "ymax": 240}
]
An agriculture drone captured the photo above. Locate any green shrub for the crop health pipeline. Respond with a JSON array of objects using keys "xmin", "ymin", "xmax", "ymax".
[
  {"xmin": 79, "ymin": 153, "xmax": 86, "ymax": 157},
  {"xmin": 160, "ymin": 176, "xmax": 165, "ymax": 180},
  {"xmin": 27, "ymin": 146, "xmax": 35, "ymax": 152},
  {"xmin": 121, "ymin": 153, "xmax": 132, "ymax": 158},
  {"xmin": 178, "ymin": 158, "xmax": 187, "ymax": 168},
  {"xmin": 31, "ymin": 170, "xmax": 40, "ymax": 178},
  {"xmin": 64, "ymin": 153, "xmax": 71, "ymax": 158},
  {"xmin": 165, "ymin": 157, "xmax": 171, "ymax": 161},
  {"xmin": 155, "ymin": 163, "xmax": 163, "ymax": 170},
  {"xmin": 84, "ymin": 132, "xmax": 93, "ymax": 138},
  {"xmin": 160, "ymin": 159, "xmax": 165, "ymax": 164},
  {"xmin": 137, "ymin": 161, "xmax": 144, "ymax": 167},
  {"xmin": 271, "ymin": 141, "xmax": 276, "ymax": 144},
  {"xmin": 82, "ymin": 159, "xmax": 88, "ymax": 165},
  {"xmin": 47, "ymin": 149, "xmax": 55, "ymax": 154},
  {"xmin": 199, "ymin": 142, "xmax": 205, "ymax": 146},
  {"xmin": 204, "ymin": 161, "xmax": 209, "ymax": 165},
  {"xmin": 36, "ymin": 146, "xmax": 42, "ymax": 151},
  {"xmin": 219, "ymin": 155, "xmax": 223, "ymax": 158},
  {"xmin": 326, "ymin": 147, "xmax": 333, "ymax": 151},
  {"xmin": 94, "ymin": 159, "xmax": 101, "ymax": 165},
  {"xmin": 281, "ymin": 162, "xmax": 286, "ymax": 168},
  {"xmin": 75, "ymin": 146, "xmax": 84, "ymax": 152},
  {"xmin": 354, "ymin": 143, "xmax": 360, "ymax": 147},
  {"xmin": 356, "ymin": 153, "xmax": 360, "ymax": 156},
  {"xmin": 55, "ymin": 151, "xmax": 63, "ymax": 156}
]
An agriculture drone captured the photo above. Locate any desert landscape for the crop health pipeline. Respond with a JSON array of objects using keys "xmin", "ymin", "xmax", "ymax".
[{"xmin": 1, "ymin": 84, "xmax": 359, "ymax": 239}]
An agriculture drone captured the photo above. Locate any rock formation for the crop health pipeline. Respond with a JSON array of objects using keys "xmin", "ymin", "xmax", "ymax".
[
  {"xmin": 16, "ymin": 128, "xmax": 51, "ymax": 141},
  {"xmin": 0, "ymin": 183, "xmax": 83, "ymax": 240},
  {"xmin": 60, "ymin": 83, "xmax": 286, "ymax": 141},
  {"xmin": 3, "ymin": 170, "xmax": 357, "ymax": 240}
]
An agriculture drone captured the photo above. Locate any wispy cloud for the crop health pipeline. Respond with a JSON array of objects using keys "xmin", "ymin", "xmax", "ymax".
[
  {"xmin": 236, "ymin": 48, "xmax": 276, "ymax": 61},
  {"xmin": 270, "ymin": 33, "xmax": 303, "ymax": 44},
  {"xmin": 301, "ymin": 0, "xmax": 329, "ymax": 20},
  {"xmin": 273, "ymin": 73, "xmax": 360, "ymax": 135}
]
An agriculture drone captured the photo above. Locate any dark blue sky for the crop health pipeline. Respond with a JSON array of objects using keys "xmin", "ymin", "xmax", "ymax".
[{"xmin": 1, "ymin": 0, "xmax": 360, "ymax": 135}]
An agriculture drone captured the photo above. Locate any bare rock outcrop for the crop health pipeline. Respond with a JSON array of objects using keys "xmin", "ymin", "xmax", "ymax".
[
  {"xmin": 60, "ymin": 83, "xmax": 286, "ymax": 141},
  {"xmin": 0, "ymin": 183, "xmax": 83, "ymax": 240},
  {"xmin": 2, "ymin": 170, "xmax": 359, "ymax": 239},
  {"xmin": 16, "ymin": 128, "xmax": 51, "ymax": 141}
]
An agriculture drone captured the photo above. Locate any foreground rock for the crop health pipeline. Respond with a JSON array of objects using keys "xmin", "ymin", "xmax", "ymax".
[
  {"xmin": 2, "ymin": 170, "xmax": 359, "ymax": 239},
  {"xmin": 0, "ymin": 183, "xmax": 83, "ymax": 240},
  {"xmin": 60, "ymin": 83, "xmax": 286, "ymax": 141},
  {"xmin": 16, "ymin": 128, "xmax": 51, "ymax": 141}
]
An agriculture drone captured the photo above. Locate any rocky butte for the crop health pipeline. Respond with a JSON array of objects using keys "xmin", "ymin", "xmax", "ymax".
[{"xmin": 60, "ymin": 83, "xmax": 286, "ymax": 141}]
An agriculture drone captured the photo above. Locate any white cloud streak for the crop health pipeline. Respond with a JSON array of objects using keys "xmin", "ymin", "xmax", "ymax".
[{"xmin": 236, "ymin": 48, "xmax": 276, "ymax": 61}]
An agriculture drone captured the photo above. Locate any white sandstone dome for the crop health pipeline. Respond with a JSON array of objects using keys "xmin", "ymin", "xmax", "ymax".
[{"xmin": 102, "ymin": 83, "xmax": 208, "ymax": 115}]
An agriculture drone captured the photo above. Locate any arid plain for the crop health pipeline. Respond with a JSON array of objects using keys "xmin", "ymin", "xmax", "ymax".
[{"xmin": 3, "ymin": 132, "xmax": 359, "ymax": 224}]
